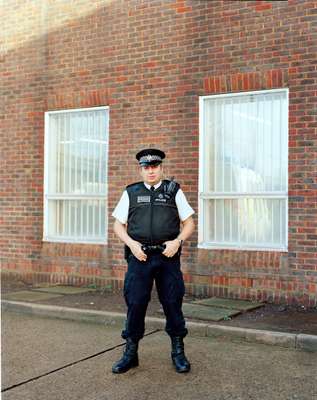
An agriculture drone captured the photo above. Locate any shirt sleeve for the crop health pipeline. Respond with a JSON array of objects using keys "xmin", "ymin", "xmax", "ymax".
[
  {"xmin": 175, "ymin": 188, "xmax": 195, "ymax": 222},
  {"xmin": 111, "ymin": 190, "xmax": 129, "ymax": 224}
]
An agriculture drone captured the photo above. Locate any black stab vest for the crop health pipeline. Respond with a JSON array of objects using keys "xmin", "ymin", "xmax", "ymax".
[{"xmin": 126, "ymin": 180, "xmax": 180, "ymax": 245}]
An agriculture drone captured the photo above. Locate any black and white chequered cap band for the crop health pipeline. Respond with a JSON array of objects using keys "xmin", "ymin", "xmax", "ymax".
[{"xmin": 139, "ymin": 154, "xmax": 162, "ymax": 163}]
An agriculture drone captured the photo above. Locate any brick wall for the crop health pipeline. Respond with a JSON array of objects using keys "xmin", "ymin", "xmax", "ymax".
[{"xmin": 1, "ymin": 0, "xmax": 316, "ymax": 306}]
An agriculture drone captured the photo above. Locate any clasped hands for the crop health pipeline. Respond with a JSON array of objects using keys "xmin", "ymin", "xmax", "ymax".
[{"xmin": 128, "ymin": 239, "xmax": 181, "ymax": 262}]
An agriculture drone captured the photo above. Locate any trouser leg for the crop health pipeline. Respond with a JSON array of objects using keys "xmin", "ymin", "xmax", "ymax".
[
  {"xmin": 155, "ymin": 255, "xmax": 188, "ymax": 338},
  {"xmin": 121, "ymin": 255, "xmax": 154, "ymax": 342}
]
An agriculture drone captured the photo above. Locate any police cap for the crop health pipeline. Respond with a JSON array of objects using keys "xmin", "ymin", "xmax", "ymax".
[{"xmin": 136, "ymin": 148, "xmax": 166, "ymax": 166}]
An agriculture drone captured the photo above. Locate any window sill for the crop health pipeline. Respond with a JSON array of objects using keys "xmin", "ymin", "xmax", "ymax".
[
  {"xmin": 197, "ymin": 243, "xmax": 288, "ymax": 252},
  {"xmin": 42, "ymin": 237, "xmax": 107, "ymax": 245}
]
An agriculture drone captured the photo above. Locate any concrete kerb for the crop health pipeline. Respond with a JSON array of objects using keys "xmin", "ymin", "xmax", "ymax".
[
  {"xmin": 296, "ymin": 334, "xmax": 317, "ymax": 352},
  {"xmin": 206, "ymin": 324, "xmax": 296, "ymax": 348},
  {"xmin": 2, "ymin": 300, "xmax": 317, "ymax": 352},
  {"xmin": 1, "ymin": 300, "xmax": 126, "ymax": 327}
]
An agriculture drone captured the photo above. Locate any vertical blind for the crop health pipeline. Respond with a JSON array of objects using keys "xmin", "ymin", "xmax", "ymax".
[
  {"xmin": 200, "ymin": 90, "xmax": 288, "ymax": 250},
  {"xmin": 44, "ymin": 108, "xmax": 108, "ymax": 243}
]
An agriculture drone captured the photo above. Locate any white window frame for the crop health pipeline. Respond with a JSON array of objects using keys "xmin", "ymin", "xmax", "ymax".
[
  {"xmin": 43, "ymin": 106, "xmax": 109, "ymax": 245},
  {"xmin": 198, "ymin": 89, "xmax": 288, "ymax": 252}
]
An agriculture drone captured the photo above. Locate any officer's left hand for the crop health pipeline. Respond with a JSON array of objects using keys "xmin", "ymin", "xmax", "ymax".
[{"xmin": 162, "ymin": 239, "xmax": 180, "ymax": 258}]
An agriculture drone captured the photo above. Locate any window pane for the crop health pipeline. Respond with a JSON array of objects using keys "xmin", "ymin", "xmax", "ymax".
[
  {"xmin": 48, "ymin": 110, "xmax": 107, "ymax": 195},
  {"xmin": 203, "ymin": 91, "xmax": 287, "ymax": 194},
  {"xmin": 47, "ymin": 199, "xmax": 106, "ymax": 241},
  {"xmin": 204, "ymin": 198, "xmax": 286, "ymax": 249}
]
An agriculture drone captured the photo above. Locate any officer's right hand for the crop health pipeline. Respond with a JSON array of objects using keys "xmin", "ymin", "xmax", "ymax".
[{"xmin": 129, "ymin": 240, "xmax": 147, "ymax": 262}]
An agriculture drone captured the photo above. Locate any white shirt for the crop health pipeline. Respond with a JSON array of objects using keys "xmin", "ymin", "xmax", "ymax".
[{"xmin": 112, "ymin": 180, "xmax": 195, "ymax": 224}]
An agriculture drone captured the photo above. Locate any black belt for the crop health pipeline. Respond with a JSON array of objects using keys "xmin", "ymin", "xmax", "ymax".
[
  {"xmin": 141, "ymin": 244, "xmax": 166, "ymax": 254},
  {"xmin": 124, "ymin": 242, "xmax": 181, "ymax": 260}
]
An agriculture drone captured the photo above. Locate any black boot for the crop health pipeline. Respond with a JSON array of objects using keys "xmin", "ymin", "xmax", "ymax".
[
  {"xmin": 171, "ymin": 336, "xmax": 190, "ymax": 373},
  {"xmin": 112, "ymin": 338, "xmax": 139, "ymax": 374}
]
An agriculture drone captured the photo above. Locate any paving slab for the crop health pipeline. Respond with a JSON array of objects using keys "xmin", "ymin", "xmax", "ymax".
[
  {"xmin": 182, "ymin": 303, "xmax": 240, "ymax": 322},
  {"xmin": 192, "ymin": 297, "xmax": 264, "ymax": 311},
  {"xmin": 31, "ymin": 286, "xmax": 97, "ymax": 295},
  {"xmin": 2, "ymin": 311, "xmax": 317, "ymax": 400},
  {"xmin": 1, "ymin": 310, "xmax": 126, "ymax": 389},
  {"xmin": 2, "ymin": 291, "xmax": 64, "ymax": 302}
]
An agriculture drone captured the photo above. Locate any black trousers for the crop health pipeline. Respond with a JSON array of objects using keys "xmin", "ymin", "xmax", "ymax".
[{"xmin": 121, "ymin": 252, "xmax": 188, "ymax": 342}]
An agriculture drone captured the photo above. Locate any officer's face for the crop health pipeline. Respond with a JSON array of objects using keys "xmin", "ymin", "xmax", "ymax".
[{"xmin": 139, "ymin": 164, "xmax": 163, "ymax": 185}]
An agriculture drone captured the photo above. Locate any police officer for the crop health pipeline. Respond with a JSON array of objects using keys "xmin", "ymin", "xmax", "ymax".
[{"xmin": 111, "ymin": 148, "xmax": 195, "ymax": 374}]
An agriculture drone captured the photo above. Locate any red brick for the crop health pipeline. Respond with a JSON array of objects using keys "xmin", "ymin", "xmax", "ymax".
[{"xmin": 255, "ymin": 3, "xmax": 273, "ymax": 12}]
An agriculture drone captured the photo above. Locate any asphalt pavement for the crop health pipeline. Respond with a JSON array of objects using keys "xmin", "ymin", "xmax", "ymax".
[{"xmin": 2, "ymin": 310, "xmax": 317, "ymax": 400}]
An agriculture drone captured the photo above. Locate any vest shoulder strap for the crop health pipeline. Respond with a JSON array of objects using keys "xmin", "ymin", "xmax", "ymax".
[
  {"xmin": 162, "ymin": 179, "xmax": 180, "ymax": 198},
  {"xmin": 126, "ymin": 181, "xmax": 144, "ymax": 192}
]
